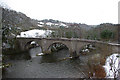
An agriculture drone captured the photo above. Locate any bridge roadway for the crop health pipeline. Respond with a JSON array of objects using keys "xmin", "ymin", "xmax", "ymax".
[{"xmin": 16, "ymin": 37, "xmax": 120, "ymax": 58}]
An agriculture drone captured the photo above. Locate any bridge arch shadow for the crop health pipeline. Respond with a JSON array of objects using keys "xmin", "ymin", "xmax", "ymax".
[
  {"xmin": 24, "ymin": 40, "xmax": 44, "ymax": 58},
  {"xmin": 47, "ymin": 42, "xmax": 70, "ymax": 58},
  {"xmin": 25, "ymin": 40, "xmax": 42, "ymax": 51}
]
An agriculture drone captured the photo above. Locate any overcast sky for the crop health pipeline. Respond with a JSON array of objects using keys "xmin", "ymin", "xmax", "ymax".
[{"xmin": 0, "ymin": 0, "xmax": 120, "ymax": 25}]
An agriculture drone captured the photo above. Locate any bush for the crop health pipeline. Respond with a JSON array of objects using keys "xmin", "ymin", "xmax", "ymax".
[
  {"xmin": 100, "ymin": 30, "xmax": 114, "ymax": 40},
  {"xmin": 65, "ymin": 31, "xmax": 73, "ymax": 38}
]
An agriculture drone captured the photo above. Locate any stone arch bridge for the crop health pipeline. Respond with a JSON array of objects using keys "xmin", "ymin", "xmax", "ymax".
[{"xmin": 16, "ymin": 37, "xmax": 120, "ymax": 58}]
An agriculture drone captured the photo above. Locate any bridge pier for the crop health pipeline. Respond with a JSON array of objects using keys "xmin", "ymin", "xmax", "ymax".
[
  {"xmin": 69, "ymin": 49, "xmax": 80, "ymax": 58},
  {"xmin": 70, "ymin": 51, "xmax": 79, "ymax": 58},
  {"xmin": 42, "ymin": 49, "xmax": 52, "ymax": 54}
]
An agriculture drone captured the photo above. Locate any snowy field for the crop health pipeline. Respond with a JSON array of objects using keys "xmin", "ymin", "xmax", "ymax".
[{"xmin": 17, "ymin": 29, "xmax": 52, "ymax": 38}]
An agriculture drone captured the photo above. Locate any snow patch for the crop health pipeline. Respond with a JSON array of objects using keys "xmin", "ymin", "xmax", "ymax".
[
  {"xmin": 17, "ymin": 29, "xmax": 52, "ymax": 38},
  {"xmin": 38, "ymin": 22, "xmax": 44, "ymax": 25},
  {"xmin": 82, "ymin": 49, "xmax": 89, "ymax": 52},
  {"xmin": 30, "ymin": 41, "xmax": 36, "ymax": 45},
  {"xmin": 103, "ymin": 53, "xmax": 120, "ymax": 78},
  {"xmin": 46, "ymin": 22, "xmax": 53, "ymax": 26},
  {"xmin": 60, "ymin": 23, "xmax": 67, "ymax": 26},
  {"xmin": 38, "ymin": 24, "xmax": 43, "ymax": 27},
  {"xmin": 36, "ymin": 53, "xmax": 44, "ymax": 56}
]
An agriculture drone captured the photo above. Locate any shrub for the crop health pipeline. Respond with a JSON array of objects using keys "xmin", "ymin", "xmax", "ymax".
[{"xmin": 100, "ymin": 30, "xmax": 114, "ymax": 40}]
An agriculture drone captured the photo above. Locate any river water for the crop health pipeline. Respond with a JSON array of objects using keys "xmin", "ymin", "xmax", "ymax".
[{"xmin": 2, "ymin": 46, "xmax": 111, "ymax": 78}]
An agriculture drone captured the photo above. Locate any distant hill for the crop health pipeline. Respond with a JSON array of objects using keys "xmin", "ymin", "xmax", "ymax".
[
  {"xmin": 2, "ymin": 7, "xmax": 39, "ymax": 31},
  {"xmin": 86, "ymin": 23, "xmax": 119, "ymax": 41},
  {"xmin": 38, "ymin": 19, "xmax": 94, "ymax": 31},
  {"xmin": 1, "ymin": 7, "xmax": 97, "ymax": 32}
]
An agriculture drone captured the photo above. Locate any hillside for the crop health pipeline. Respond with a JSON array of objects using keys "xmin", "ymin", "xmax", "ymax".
[
  {"xmin": 38, "ymin": 19, "xmax": 93, "ymax": 30},
  {"xmin": 2, "ymin": 8, "xmax": 39, "ymax": 31},
  {"xmin": 1, "ymin": 7, "xmax": 119, "ymax": 47}
]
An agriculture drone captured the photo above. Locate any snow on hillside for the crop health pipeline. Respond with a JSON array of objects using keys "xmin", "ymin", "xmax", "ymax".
[
  {"xmin": 103, "ymin": 53, "xmax": 120, "ymax": 78},
  {"xmin": 46, "ymin": 22, "xmax": 53, "ymax": 26},
  {"xmin": 37, "ymin": 21, "xmax": 68, "ymax": 28},
  {"xmin": 17, "ymin": 29, "xmax": 52, "ymax": 38}
]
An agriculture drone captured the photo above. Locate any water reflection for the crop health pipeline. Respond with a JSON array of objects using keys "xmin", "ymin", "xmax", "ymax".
[
  {"xmin": 29, "ymin": 47, "xmax": 42, "ymax": 58},
  {"xmin": 29, "ymin": 46, "xmax": 70, "ymax": 63},
  {"xmin": 39, "ymin": 49, "xmax": 70, "ymax": 63},
  {"xmin": 40, "ymin": 53, "xmax": 58, "ymax": 63}
]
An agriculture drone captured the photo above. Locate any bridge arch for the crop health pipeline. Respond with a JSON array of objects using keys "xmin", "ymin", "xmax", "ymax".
[
  {"xmin": 46, "ymin": 41, "xmax": 70, "ymax": 54},
  {"xmin": 48, "ymin": 42, "xmax": 69, "ymax": 51},
  {"xmin": 16, "ymin": 37, "xmax": 120, "ymax": 58},
  {"xmin": 25, "ymin": 40, "xmax": 42, "ymax": 51},
  {"xmin": 46, "ymin": 42, "xmax": 70, "ymax": 58}
]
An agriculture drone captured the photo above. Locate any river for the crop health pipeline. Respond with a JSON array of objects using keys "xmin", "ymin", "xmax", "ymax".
[{"xmin": 2, "ymin": 46, "xmax": 117, "ymax": 78}]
